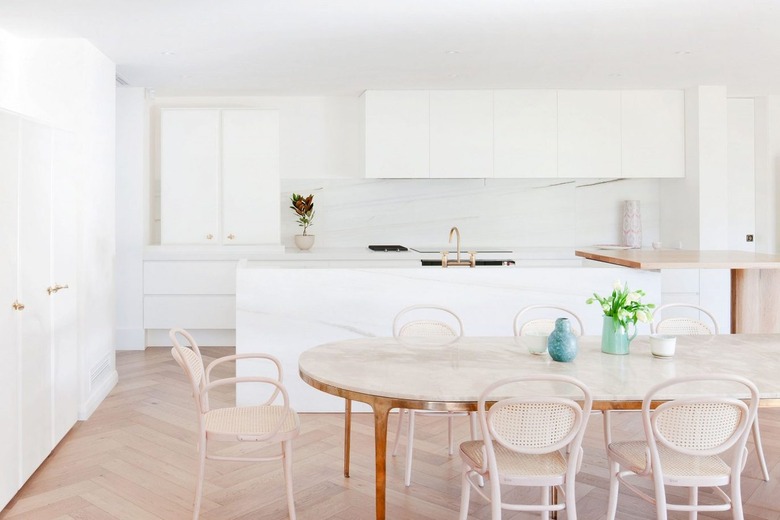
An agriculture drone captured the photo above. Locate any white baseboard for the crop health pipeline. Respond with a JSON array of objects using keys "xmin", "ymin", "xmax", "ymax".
[
  {"xmin": 79, "ymin": 369, "xmax": 118, "ymax": 420},
  {"xmin": 146, "ymin": 328, "xmax": 235, "ymax": 347}
]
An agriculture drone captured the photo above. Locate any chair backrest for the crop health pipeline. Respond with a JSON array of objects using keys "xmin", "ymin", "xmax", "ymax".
[
  {"xmin": 513, "ymin": 305, "xmax": 585, "ymax": 336},
  {"xmin": 170, "ymin": 327, "xmax": 208, "ymax": 412},
  {"xmin": 642, "ymin": 374, "xmax": 757, "ymax": 465},
  {"xmin": 477, "ymin": 375, "xmax": 592, "ymax": 475},
  {"xmin": 393, "ymin": 305, "xmax": 463, "ymax": 337},
  {"xmin": 651, "ymin": 303, "xmax": 719, "ymax": 334}
]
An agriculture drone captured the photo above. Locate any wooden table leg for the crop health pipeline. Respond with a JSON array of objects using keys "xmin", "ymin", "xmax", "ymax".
[
  {"xmin": 344, "ymin": 398, "xmax": 352, "ymax": 477},
  {"xmin": 372, "ymin": 401, "xmax": 392, "ymax": 520}
]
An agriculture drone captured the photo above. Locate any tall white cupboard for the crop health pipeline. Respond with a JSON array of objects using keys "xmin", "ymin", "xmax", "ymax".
[
  {"xmin": 0, "ymin": 111, "xmax": 79, "ymax": 510},
  {"xmin": 160, "ymin": 109, "xmax": 281, "ymax": 246}
]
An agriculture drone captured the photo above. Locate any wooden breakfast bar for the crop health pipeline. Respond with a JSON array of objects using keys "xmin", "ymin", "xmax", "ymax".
[{"xmin": 575, "ymin": 249, "xmax": 780, "ymax": 333}]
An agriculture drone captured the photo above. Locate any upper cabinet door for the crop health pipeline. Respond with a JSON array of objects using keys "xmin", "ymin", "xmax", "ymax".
[
  {"xmin": 557, "ymin": 90, "xmax": 621, "ymax": 178},
  {"xmin": 621, "ymin": 90, "xmax": 685, "ymax": 178},
  {"xmin": 221, "ymin": 110, "xmax": 280, "ymax": 245},
  {"xmin": 160, "ymin": 109, "xmax": 221, "ymax": 244},
  {"xmin": 364, "ymin": 90, "xmax": 430, "ymax": 178},
  {"xmin": 493, "ymin": 90, "xmax": 558, "ymax": 178},
  {"xmin": 430, "ymin": 91, "xmax": 494, "ymax": 178}
]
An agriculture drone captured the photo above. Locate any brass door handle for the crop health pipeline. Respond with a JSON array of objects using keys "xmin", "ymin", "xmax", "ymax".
[
  {"xmin": 12, "ymin": 300, "xmax": 24, "ymax": 311},
  {"xmin": 47, "ymin": 283, "xmax": 69, "ymax": 295},
  {"xmin": 227, "ymin": 234, "xmax": 235, "ymax": 240},
  {"xmin": 206, "ymin": 234, "xmax": 214, "ymax": 240}
]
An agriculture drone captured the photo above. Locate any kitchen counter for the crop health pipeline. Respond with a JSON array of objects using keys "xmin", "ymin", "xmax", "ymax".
[{"xmin": 576, "ymin": 248, "xmax": 780, "ymax": 333}]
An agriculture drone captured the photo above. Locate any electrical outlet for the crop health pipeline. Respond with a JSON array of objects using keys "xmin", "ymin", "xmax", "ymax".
[{"xmin": 746, "ymin": 234, "xmax": 754, "ymax": 242}]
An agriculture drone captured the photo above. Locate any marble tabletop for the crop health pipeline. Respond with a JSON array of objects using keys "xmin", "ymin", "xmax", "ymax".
[{"xmin": 298, "ymin": 334, "xmax": 780, "ymax": 409}]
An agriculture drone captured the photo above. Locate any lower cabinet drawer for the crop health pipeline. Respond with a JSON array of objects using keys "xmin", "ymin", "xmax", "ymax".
[{"xmin": 143, "ymin": 295, "xmax": 235, "ymax": 329}]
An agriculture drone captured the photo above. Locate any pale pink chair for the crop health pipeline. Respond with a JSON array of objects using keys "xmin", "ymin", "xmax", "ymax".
[
  {"xmin": 605, "ymin": 374, "xmax": 759, "ymax": 520},
  {"xmin": 170, "ymin": 328, "xmax": 300, "ymax": 520},
  {"xmin": 513, "ymin": 304, "xmax": 585, "ymax": 336},
  {"xmin": 459, "ymin": 375, "xmax": 593, "ymax": 520}
]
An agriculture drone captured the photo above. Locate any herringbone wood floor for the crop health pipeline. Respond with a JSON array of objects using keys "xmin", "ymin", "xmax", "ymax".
[{"xmin": 2, "ymin": 347, "xmax": 779, "ymax": 520}]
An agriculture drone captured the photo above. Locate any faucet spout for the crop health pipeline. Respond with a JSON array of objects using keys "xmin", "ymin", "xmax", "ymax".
[{"xmin": 449, "ymin": 226, "xmax": 461, "ymax": 263}]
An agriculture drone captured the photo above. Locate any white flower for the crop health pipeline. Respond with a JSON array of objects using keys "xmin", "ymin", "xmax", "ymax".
[
  {"xmin": 636, "ymin": 309, "xmax": 650, "ymax": 323},
  {"xmin": 601, "ymin": 303, "xmax": 610, "ymax": 313},
  {"xmin": 625, "ymin": 292, "xmax": 640, "ymax": 304},
  {"xmin": 613, "ymin": 279, "xmax": 623, "ymax": 292}
]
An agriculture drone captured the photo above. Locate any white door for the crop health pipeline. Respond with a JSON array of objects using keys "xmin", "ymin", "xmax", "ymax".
[
  {"xmin": 18, "ymin": 118, "xmax": 53, "ymax": 482},
  {"xmin": 221, "ymin": 110, "xmax": 280, "ymax": 245},
  {"xmin": 50, "ymin": 128, "xmax": 80, "ymax": 444},
  {"xmin": 0, "ymin": 112, "xmax": 21, "ymax": 510},
  {"xmin": 160, "ymin": 109, "xmax": 221, "ymax": 244}
]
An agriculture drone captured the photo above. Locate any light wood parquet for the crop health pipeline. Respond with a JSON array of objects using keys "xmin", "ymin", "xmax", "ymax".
[{"xmin": 2, "ymin": 347, "xmax": 779, "ymax": 520}]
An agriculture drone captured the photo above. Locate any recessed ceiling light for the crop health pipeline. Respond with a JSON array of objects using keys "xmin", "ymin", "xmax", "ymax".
[
  {"xmin": 161, "ymin": 51, "xmax": 176, "ymax": 56},
  {"xmin": 609, "ymin": 73, "xmax": 622, "ymax": 78},
  {"xmin": 445, "ymin": 50, "xmax": 461, "ymax": 55},
  {"xmin": 674, "ymin": 50, "xmax": 692, "ymax": 55}
]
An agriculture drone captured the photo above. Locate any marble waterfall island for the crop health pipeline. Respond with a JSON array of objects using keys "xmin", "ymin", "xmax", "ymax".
[{"xmin": 235, "ymin": 261, "xmax": 661, "ymax": 411}]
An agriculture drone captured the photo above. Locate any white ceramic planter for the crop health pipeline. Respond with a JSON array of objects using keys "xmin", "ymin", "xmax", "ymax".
[{"xmin": 294, "ymin": 234, "xmax": 315, "ymax": 250}]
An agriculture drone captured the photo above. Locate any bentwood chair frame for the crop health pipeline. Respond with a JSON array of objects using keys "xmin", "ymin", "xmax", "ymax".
[
  {"xmin": 170, "ymin": 328, "xmax": 300, "ymax": 520},
  {"xmin": 605, "ymin": 374, "xmax": 759, "ymax": 520},
  {"xmin": 513, "ymin": 305, "xmax": 586, "ymax": 337}
]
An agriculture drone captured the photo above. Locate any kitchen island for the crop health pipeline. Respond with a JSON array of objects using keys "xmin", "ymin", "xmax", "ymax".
[
  {"xmin": 575, "ymin": 248, "xmax": 780, "ymax": 333},
  {"xmin": 235, "ymin": 259, "xmax": 660, "ymax": 411}
]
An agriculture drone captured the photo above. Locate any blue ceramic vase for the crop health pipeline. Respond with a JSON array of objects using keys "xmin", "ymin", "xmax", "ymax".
[{"xmin": 547, "ymin": 318, "xmax": 578, "ymax": 362}]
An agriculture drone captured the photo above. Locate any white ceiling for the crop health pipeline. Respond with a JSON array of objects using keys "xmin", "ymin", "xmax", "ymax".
[{"xmin": 1, "ymin": 0, "xmax": 779, "ymax": 96}]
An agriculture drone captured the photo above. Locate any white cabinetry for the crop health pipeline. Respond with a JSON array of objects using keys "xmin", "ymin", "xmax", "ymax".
[
  {"xmin": 557, "ymin": 90, "xmax": 622, "ymax": 178},
  {"xmin": 621, "ymin": 90, "xmax": 685, "ymax": 178},
  {"xmin": 493, "ymin": 90, "xmax": 558, "ymax": 178},
  {"xmin": 0, "ymin": 111, "xmax": 79, "ymax": 510},
  {"xmin": 363, "ymin": 91, "xmax": 429, "ymax": 178},
  {"xmin": 430, "ymin": 91, "xmax": 494, "ymax": 178},
  {"xmin": 160, "ymin": 109, "xmax": 280, "ymax": 245}
]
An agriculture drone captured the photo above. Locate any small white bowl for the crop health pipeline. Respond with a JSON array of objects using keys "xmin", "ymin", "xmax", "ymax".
[
  {"xmin": 650, "ymin": 334, "xmax": 676, "ymax": 357},
  {"xmin": 524, "ymin": 333, "xmax": 549, "ymax": 355},
  {"xmin": 652, "ymin": 241, "xmax": 662, "ymax": 250}
]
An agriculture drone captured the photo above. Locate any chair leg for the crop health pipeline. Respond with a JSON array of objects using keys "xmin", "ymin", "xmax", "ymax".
[
  {"xmin": 391, "ymin": 409, "xmax": 405, "ymax": 457},
  {"xmin": 404, "ymin": 411, "xmax": 416, "ymax": 486},
  {"xmin": 193, "ymin": 432, "xmax": 207, "ymax": 520},
  {"xmin": 283, "ymin": 440, "xmax": 296, "ymax": 520},
  {"xmin": 752, "ymin": 417, "xmax": 771, "ymax": 481},
  {"xmin": 468, "ymin": 411, "xmax": 478, "ymax": 440},
  {"xmin": 605, "ymin": 460, "xmax": 620, "ymax": 520},
  {"xmin": 448, "ymin": 413, "xmax": 455, "ymax": 455},
  {"xmin": 731, "ymin": 475, "xmax": 745, "ymax": 520},
  {"xmin": 458, "ymin": 466, "xmax": 472, "ymax": 520},
  {"xmin": 688, "ymin": 486, "xmax": 698, "ymax": 520},
  {"xmin": 565, "ymin": 479, "xmax": 578, "ymax": 520},
  {"xmin": 540, "ymin": 486, "xmax": 550, "ymax": 520},
  {"xmin": 490, "ymin": 470, "xmax": 502, "ymax": 520}
]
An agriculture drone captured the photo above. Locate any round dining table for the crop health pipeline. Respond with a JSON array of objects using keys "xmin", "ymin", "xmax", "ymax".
[{"xmin": 298, "ymin": 334, "xmax": 780, "ymax": 520}]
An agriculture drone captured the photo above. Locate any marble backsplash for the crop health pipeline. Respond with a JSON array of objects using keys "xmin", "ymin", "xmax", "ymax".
[{"xmin": 280, "ymin": 177, "xmax": 661, "ymax": 250}]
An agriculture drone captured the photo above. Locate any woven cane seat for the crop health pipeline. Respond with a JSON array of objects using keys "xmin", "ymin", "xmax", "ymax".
[
  {"xmin": 205, "ymin": 405, "xmax": 300, "ymax": 441},
  {"xmin": 460, "ymin": 440, "xmax": 567, "ymax": 481},
  {"xmin": 608, "ymin": 440, "xmax": 730, "ymax": 483}
]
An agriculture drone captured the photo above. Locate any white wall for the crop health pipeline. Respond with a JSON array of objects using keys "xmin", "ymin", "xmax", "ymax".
[
  {"xmin": 728, "ymin": 99, "xmax": 756, "ymax": 252},
  {"xmin": 116, "ymin": 88, "xmax": 147, "ymax": 350},
  {"xmin": 754, "ymin": 96, "xmax": 780, "ymax": 254},
  {"xmin": 0, "ymin": 30, "xmax": 117, "ymax": 418}
]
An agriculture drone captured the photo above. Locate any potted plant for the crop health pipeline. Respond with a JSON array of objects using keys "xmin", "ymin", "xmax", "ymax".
[
  {"xmin": 587, "ymin": 280, "xmax": 654, "ymax": 355},
  {"xmin": 290, "ymin": 193, "xmax": 315, "ymax": 250}
]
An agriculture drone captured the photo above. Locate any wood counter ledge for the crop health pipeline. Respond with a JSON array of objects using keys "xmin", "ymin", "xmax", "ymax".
[{"xmin": 575, "ymin": 248, "xmax": 780, "ymax": 333}]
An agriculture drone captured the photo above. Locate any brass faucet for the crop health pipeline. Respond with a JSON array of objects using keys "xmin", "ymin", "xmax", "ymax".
[{"xmin": 442, "ymin": 226, "xmax": 476, "ymax": 268}]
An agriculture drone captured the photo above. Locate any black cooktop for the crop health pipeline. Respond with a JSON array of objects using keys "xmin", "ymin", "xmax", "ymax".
[{"xmin": 368, "ymin": 244, "xmax": 408, "ymax": 252}]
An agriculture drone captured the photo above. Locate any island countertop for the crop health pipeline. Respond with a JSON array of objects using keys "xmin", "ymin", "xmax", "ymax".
[{"xmin": 575, "ymin": 248, "xmax": 780, "ymax": 270}]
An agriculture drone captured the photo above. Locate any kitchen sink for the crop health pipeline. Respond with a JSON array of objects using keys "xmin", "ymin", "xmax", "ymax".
[{"xmin": 420, "ymin": 259, "xmax": 516, "ymax": 267}]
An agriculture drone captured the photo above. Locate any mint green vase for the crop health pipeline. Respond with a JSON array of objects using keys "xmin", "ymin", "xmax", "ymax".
[{"xmin": 601, "ymin": 316, "xmax": 637, "ymax": 355}]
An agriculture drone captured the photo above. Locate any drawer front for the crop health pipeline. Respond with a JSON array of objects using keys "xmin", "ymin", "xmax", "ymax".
[
  {"xmin": 143, "ymin": 295, "xmax": 235, "ymax": 329},
  {"xmin": 144, "ymin": 261, "xmax": 237, "ymax": 295}
]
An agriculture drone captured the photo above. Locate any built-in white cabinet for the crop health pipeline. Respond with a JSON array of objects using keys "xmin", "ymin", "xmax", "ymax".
[
  {"xmin": 493, "ymin": 90, "xmax": 558, "ymax": 178},
  {"xmin": 621, "ymin": 90, "xmax": 685, "ymax": 178},
  {"xmin": 363, "ymin": 91, "xmax": 429, "ymax": 178},
  {"xmin": 160, "ymin": 109, "xmax": 280, "ymax": 245},
  {"xmin": 557, "ymin": 90, "xmax": 622, "ymax": 178},
  {"xmin": 0, "ymin": 111, "xmax": 79, "ymax": 510},
  {"xmin": 363, "ymin": 89, "xmax": 685, "ymax": 179},
  {"xmin": 429, "ymin": 91, "xmax": 494, "ymax": 178}
]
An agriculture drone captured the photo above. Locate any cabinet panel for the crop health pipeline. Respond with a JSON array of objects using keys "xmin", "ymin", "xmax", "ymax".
[
  {"xmin": 493, "ymin": 90, "xmax": 558, "ymax": 178},
  {"xmin": 557, "ymin": 90, "xmax": 621, "ymax": 178},
  {"xmin": 364, "ymin": 90, "xmax": 429, "ymax": 178},
  {"xmin": 221, "ymin": 110, "xmax": 280, "ymax": 244},
  {"xmin": 430, "ymin": 91, "xmax": 493, "ymax": 178},
  {"xmin": 621, "ymin": 90, "xmax": 685, "ymax": 178},
  {"xmin": 18, "ymin": 119, "xmax": 52, "ymax": 482},
  {"xmin": 144, "ymin": 261, "xmax": 237, "ymax": 295},
  {"xmin": 144, "ymin": 295, "xmax": 236, "ymax": 329},
  {"xmin": 0, "ymin": 112, "xmax": 20, "ymax": 509},
  {"xmin": 160, "ymin": 109, "xmax": 221, "ymax": 244}
]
